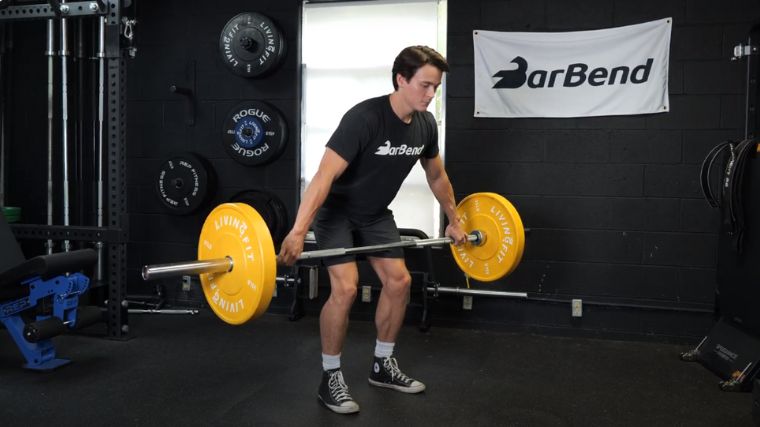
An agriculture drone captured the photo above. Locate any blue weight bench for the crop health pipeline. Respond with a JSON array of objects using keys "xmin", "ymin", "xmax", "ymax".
[{"xmin": 0, "ymin": 212, "xmax": 99, "ymax": 370}]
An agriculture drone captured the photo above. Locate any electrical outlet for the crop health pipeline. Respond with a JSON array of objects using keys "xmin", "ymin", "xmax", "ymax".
[
  {"xmin": 181, "ymin": 275, "xmax": 192, "ymax": 292},
  {"xmin": 463, "ymin": 295, "xmax": 473, "ymax": 310},
  {"xmin": 572, "ymin": 299, "xmax": 583, "ymax": 317},
  {"xmin": 362, "ymin": 285, "xmax": 372, "ymax": 303}
]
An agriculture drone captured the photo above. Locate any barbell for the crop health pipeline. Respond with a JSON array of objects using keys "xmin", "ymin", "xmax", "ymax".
[{"xmin": 141, "ymin": 192, "xmax": 525, "ymax": 325}]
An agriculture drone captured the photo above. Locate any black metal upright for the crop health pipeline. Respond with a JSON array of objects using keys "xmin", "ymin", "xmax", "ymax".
[
  {"xmin": 104, "ymin": 0, "xmax": 129, "ymax": 339},
  {"xmin": 746, "ymin": 23, "xmax": 759, "ymax": 140}
]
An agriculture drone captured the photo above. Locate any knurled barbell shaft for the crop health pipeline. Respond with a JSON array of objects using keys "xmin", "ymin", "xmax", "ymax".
[
  {"xmin": 298, "ymin": 232, "xmax": 481, "ymax": 260},
  {"xmin": 142, "ymin": 232, "xmax": 483, "ymax": 281}
]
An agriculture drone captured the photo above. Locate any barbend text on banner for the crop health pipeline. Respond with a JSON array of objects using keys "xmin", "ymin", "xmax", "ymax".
[{"xmin": 473, "ymin": 18, "xmax": 672, "ymax": 118}]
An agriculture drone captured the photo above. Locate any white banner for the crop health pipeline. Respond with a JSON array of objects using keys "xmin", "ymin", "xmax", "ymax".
[{"xmin": 474, "ymin": 18, "xmax": 671, "ymax": 118}]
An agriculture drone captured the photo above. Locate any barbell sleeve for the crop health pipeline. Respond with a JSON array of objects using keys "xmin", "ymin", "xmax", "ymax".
[{"xmin": 142, "ymin": 257, "xmax": 233, "ymax": 281}]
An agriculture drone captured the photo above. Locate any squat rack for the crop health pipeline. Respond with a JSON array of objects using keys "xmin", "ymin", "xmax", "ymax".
[{"xmin": 0, "ymin": 0, "xmax": 130, "ymax": 339}]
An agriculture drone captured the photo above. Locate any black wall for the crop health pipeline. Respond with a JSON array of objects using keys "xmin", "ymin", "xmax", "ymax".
[
  {"xmin": 435, "ymin": 0, "xmax": 759, "ymax": 339},
  {"xmin": 124, "ymin": 0, "xmax": 302, "ymax": 310},
  {"xmin": 4, "ymin": 0, "xmax": 759, "ymax": 340}
]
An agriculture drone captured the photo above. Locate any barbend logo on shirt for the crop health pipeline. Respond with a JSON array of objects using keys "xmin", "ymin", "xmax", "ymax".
[{"xmin": 375, "ymin": 140, "xmax": 425, "ymax": 156}]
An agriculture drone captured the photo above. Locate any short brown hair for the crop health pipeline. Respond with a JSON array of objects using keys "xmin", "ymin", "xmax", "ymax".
[{"xmin": 391, "ymin": 46, "xmax": 449, "ymax": 90}]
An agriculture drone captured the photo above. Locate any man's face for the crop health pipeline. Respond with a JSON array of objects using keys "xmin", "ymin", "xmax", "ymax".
[{"xmin": 397, "ymin": 64, "xmax": 443, "ymax": 112}]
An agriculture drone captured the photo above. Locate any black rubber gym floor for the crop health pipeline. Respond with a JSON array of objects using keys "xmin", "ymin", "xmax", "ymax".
[{"xmin": 0, "ymin": 312, "xmax": 754, "ymax": 426}]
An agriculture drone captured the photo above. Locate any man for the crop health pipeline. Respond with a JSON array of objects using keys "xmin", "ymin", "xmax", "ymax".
[{"xmin": 277, "ymin": 45, "xmax": 467, "ymax": 415}]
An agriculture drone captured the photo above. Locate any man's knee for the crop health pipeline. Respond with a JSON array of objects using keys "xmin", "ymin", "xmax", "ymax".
[
  {"xmin": 326, "ymin": 263, "xmax": 359, "ymax": 307},
  {"xmin": 330, "ymin": 279, "xmax": 358, "ymax": 307},
  {"xmin": 383, "ymin": 270, "xmax": 412, "ymax": 297}
]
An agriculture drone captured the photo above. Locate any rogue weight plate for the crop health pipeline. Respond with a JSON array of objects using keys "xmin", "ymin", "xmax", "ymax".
[
  {"xmin": 219, "ymin": 12, "xmax": 287, "ymax": 78},
  {"xmin": 222, "ymin": 101, "xmax": 288, "ymax": 166},
  {"xmin": 230, "ymin": 189, "xmax": 289, "ymax": 246},
  {"xmin": 451, "ymin": 192, "xmax": 525, "ymax": 282},
  {"xmin": 198, "ymin": 203, "xmax": 277, "ymax": 325},
  {"xmin": 155, "ymin": 153, "xmax": 216, "ymax": 215}
]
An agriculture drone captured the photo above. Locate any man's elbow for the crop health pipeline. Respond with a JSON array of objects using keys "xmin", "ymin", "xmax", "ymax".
[
  {"xmin": 423, "ymin": 166, "xmax": 441, "ymax": 182},
  {"xmin": 314, "ymin": 168, "xmax": 341, "ymax": 186},
  {"xmin": 428, "ymin": 174, "xmax": 448, "ymax": 189}
]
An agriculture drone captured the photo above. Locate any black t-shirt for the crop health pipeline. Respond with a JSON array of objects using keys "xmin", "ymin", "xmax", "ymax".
[{"xmin": 324, "ymin": 95, "xmax": 439, "ymax": 220}]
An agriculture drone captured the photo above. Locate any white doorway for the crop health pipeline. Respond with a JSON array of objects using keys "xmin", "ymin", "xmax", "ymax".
[{"xmin": 301, "ymin": 0, "xmax": 448, "ymax": 238}]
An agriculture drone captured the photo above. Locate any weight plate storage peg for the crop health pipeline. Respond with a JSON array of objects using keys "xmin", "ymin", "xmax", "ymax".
[
  {"xmin": 198, "ymin": 203, "xmax": 277, "ymax": 325},
  {"xmin": 222, "ymin": 101, "xmax": 288, "ymax": 166},
  {"xmin": 155, "ymin": 153, "xmax": 216, "ymax": 215},
  {"xmin": 450, "ymin": 192, "xmax": 525, "ymax": 282},
  {"xmin": 219, "ymin": 12, "xmax": 287, "ymax": 78}
]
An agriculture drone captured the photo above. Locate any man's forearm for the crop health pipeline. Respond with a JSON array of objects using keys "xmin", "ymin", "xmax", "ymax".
[
  {"xmin": 428, "ymin": 174, "xmax": 459, "ymax": 224},
  {"xmin": 291, "ymin": 172, "xmax": 332, "ymax": 236}
]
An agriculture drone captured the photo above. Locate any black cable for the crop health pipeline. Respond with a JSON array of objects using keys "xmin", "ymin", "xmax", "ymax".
[
  {"xmin": 699, "ymin": 140, "xmax": 732, "ymax": 208},
  {"xmin": 721, "ymin": 142, "xmax": 737, "ymax": 226},
  {"xmin": 729, "ymin": 138, "xmax": 757, "ymax": 252},
  {"xmin": 716, "ymin": 137, "xmax": 758, "ymax": 253}
]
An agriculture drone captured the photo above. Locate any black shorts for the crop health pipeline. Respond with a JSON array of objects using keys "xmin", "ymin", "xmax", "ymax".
[{"xmin": 312, "ymin": 208, "xmax": 403, "ymax": 267}]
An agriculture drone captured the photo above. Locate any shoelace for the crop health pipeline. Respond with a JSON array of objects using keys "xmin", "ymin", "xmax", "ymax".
[
  {"xmin": 328, "ymin": 370, "xmax": 353, "ymax": 402},
  {"xmin": 383, "ymin": 357, "xmax": 412, "ymax": 383}
]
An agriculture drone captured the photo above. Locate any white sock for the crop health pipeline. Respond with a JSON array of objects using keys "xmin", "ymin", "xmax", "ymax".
[
  {"xmin": 322, "ymin": 353, "xmax": 341, "ymax": 371},
  {"xmin": 374, "ymin": 340, "xmax": 395, "ymax": 359}
]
